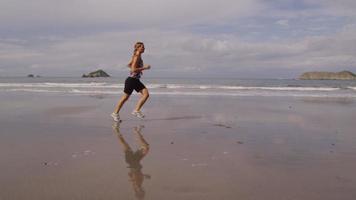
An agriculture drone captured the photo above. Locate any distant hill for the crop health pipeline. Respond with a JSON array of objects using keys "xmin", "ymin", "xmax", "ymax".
[
  {"xmin": 299, "ymin": 71, "xmax": 356, "ymax": 80},
  {"xmin": 82, "ymin": 69, "xmax": 110, "ymax": 78}
]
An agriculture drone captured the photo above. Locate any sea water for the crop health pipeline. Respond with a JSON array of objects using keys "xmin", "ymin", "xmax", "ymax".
[{"xmin": 0, "ymin": 77, "xmax": 356, "ymax": 98}]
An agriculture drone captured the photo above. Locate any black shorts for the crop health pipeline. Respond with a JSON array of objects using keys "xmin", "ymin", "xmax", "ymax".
[{"xmin": 124, "ymin": 77, "xmax": 146, "ymax": 95}]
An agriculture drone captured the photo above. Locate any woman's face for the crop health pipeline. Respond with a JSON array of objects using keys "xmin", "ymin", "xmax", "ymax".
[{"xmin": 138, "ymin": 44, "xmax": 145, "ymax": 53}]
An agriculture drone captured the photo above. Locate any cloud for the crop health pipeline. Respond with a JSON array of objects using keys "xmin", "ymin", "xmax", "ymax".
[
  {"xmin": 317, "ymin": 0, "xmax": 356, "ymax": 17},
  {"xmin": 276, "ymin": 19, "xmax": 289, "ymax": 27},
  {"xmin": 259, "ymin": 0, "xmax": 356, "ymax": 20},
  {"xmin": 0, "ymin": 0, "xmax": 263, "ymax": 31},
  {"xmin": 0, "ymin": 41, "xmax": 43, "ymax": 60},
  {"xmin": 1, "ymin": 24, "xmax": 356, "ymax": 77},
  {"xmin": 0, "ymin": 0, "xmax": 355, "ymax": 77}
]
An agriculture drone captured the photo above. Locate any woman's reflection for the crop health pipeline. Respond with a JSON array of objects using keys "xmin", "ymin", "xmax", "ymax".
[{"xmin": 112, "ymin": 123, "xmax": 150, "ymax": 200}]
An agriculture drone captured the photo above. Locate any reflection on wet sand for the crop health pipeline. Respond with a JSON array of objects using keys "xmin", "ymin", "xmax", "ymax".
[{"xmin": 112, "ymin": 123, "xmax": 150, "ymax": 200}]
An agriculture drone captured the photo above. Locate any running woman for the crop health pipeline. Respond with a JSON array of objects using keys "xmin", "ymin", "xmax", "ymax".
[{"xmin": 111, "ymin": 42, "xmax": 151, "ymax": 121}]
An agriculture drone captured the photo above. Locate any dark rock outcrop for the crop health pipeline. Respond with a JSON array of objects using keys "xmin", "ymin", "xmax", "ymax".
[
  {"xmin": 299, "ymin": 71, "xmax": 356, "ymax": 80},
  {"xmin": 82, "ymin": 69, "xmax": 110, "ymax": 78}
]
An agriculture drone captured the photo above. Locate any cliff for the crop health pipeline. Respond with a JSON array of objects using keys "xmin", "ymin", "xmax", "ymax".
[
  {"xmin": 299, "ymin": 71, "xmax": 356, "ymax": 80},
  {"xmin": 82, "ymin": 69, "xmax": 110, "ymax": 78}
]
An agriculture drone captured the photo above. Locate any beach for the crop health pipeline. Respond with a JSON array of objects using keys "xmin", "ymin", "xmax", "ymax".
[
  {"xmin": 2, "ymin": 0, "xmax": 356, "ymax": 198},
  {"xmin": 1, "ymin": 88, "xmax": 356, "ymax": 200}
]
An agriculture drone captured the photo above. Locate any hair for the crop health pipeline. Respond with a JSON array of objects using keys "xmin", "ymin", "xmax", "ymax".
[{"xmin": 128, "ymin": 41, "xmax": 144, "ymax": 67}]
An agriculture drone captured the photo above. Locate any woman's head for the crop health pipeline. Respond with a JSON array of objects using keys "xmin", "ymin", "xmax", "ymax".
[
  {"xmin": 134, "ymin": 42, "xmax": 145, "ymax": 54},
  {"xmin": 128, "ymin": 42, "xmax": 145, "ymax": 67}
]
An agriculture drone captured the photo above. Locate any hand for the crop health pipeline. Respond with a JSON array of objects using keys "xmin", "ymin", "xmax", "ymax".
[{"xmin": 145, "ymin": 64, "xmax": 151, "ymax": 70}]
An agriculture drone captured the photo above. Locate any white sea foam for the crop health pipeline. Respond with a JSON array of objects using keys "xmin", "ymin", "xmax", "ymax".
[
  {"xmin": 239, "ymin": 86, "xmax": 340, "ymax": 91},
  {"xmin": 69, "ymin": 89, "xmax": 119, "ymax": 94},
  {"xmin": 5, "ymin": 88, "xmax": 61, "ymax": 93},
  {"xmin": 43, "ymin": 82, "xmax": 107, "ymax": 87},
  {"xmin": 152, "ymin": 84, "xmax": 340, "ymax": 91},
  {"xmin": 3, "ymin": 88, "xmax": 356, "ymax": 98},
  {"xmin": 150, "ymin": 91, "xmax": 356, "ymax": 98},
  {"xmin": 0, "ymin": 82, "xmax": 123, "ymax": 88},
  {"xmin": 148, "ymin": 84, "xmax": 168, "ymax": 89},
  {"xmin": 0, "ymin": 82, "xmax": 343, "ymax": 91},
  {"xmin": 1, "ymin": 81, "xmax": 355, "ymax": 98}
]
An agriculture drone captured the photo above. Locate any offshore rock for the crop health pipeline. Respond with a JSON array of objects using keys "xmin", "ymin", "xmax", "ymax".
[{"xmin": 82, "ymin": 69, "xmax": 110, "ymax": 78}]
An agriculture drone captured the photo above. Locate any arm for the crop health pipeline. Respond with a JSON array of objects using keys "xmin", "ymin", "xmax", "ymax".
[{"xmin": 130, "ymin": 55, "xmax": 150, "ymax": 73}]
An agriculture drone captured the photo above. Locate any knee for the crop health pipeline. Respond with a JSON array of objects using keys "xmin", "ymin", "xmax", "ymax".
[
  {"xmin": 122, "ymin": 94, "xmax": 130, "ymax": 101},
  {"xmin": 141, "ymin": 146, "xmax": 150, "ymax": 154},
  {"xmin": 144, "ymin": 92, "xmax": 149, "ymax": 99},
  {"xmin": 141, "ymin": 90, "xmax": 149, "ymax": 99}
]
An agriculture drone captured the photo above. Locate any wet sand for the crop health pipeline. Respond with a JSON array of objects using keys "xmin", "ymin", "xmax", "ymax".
[{"xmin": 1, "ymin": 92, "xmax": 356, "ymax": 200}]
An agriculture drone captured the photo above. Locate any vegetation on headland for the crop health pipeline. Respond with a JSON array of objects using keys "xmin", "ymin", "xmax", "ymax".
[
  {"xmin": 299, "ymin": 71, "xmax": 356, "ymax": 80},
  {"xmin": 82, "ymin": 69, "xmax": 110, "ymax": 78}
]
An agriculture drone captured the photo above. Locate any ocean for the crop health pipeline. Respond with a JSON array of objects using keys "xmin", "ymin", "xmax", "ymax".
[{"xmin": 1, "ymin": 77, "xmax": 356, "ymax": 98}]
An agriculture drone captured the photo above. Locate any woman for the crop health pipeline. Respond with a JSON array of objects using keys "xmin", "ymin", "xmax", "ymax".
[{"xmin": 111, "ymin": 42, "xmax": 151, "ymax": 122}]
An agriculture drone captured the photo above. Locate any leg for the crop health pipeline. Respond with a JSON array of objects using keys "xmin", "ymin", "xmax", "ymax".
[
  {"xmin": 118, "ymin": 135, "xmax": 132, "ymax": 152},
  {"xmin": 114, "ymin": 93, "xmax": 130, "ymax": 114},
  {"xmin": 134, "ymin": 88, "xmax": 149, "ymax": 112},
  {"xmin": 133, "ymin": 126, "xmax": 150, "ymax": 156},
  {"xmin": 112, "ymin": 124, "xmax": 132, "ymax": 152}
]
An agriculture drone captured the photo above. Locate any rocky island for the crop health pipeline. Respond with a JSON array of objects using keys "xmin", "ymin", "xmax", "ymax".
[
  {"xmin": 82, "ymin": 69, "xmax": 110, "ymax": 78},
  {"xmin": 27, "ymin": 74, "xmax": 41, "ymax": 78},
  {"xmin": 299, "ymin": 71, "xmax": 356, "ymax": 80}
]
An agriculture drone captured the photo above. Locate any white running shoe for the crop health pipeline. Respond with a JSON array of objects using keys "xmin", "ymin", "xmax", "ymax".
[
  {"xmin": 111, "ymin": 112, "xmax": 121, "ymax": 122},
  {"xmin": 131, "ymin": 110, "xmax": 145, "ymax": 119}
]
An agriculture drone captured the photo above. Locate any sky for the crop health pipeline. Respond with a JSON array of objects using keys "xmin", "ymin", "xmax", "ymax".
[{"xmin": 0, "ymin": 0, "xmax": 356, "ymax": 78}]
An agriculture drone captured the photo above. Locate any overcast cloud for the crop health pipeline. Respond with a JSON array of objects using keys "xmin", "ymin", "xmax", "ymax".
[{"xmin": 0, "ymin": 0, "xmax": 355, "ymax": 78}]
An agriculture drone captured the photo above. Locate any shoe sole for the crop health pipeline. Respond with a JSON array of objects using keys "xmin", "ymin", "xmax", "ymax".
[{"xmin": 131, "ymin": 113, "xmax": 145, "ymax": 119}]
